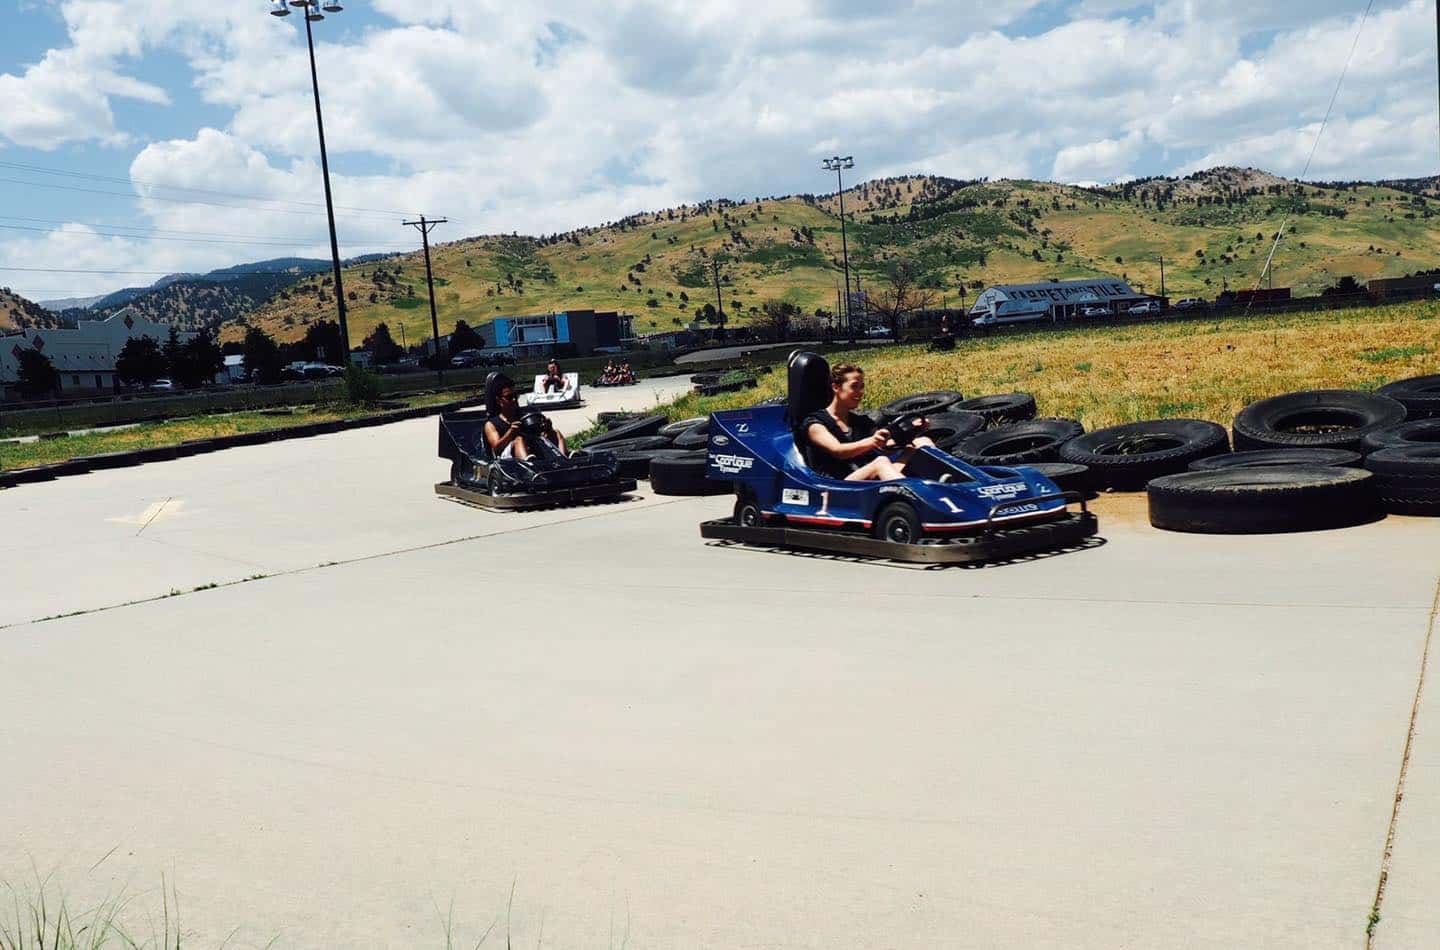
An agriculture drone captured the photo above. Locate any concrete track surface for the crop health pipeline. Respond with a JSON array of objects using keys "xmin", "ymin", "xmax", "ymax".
[{"xmin": 2, "ymin": 378, "xmax": 1438, "ymax": 949}]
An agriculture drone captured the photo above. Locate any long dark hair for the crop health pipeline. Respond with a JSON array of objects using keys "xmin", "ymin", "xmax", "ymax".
[{"xmin": 485, "ymin": 372, "xmax": 515, "ymax": 416}]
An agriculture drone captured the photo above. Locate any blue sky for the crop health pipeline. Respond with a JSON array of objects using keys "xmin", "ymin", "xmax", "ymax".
[{"xmin": 0, "ymin": 0, "xmax": 1433, "ymax": 302}]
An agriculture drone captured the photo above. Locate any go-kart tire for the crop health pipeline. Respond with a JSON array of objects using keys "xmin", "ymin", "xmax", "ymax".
[
  {"xmin": 734, "ymin": 493, "xmax": 763, "ymax": 527},
  {"xmin": 1378, "ymin": 374, "xmax": 1440, "ymax": 419},
  {"xmin": 1147, "ymin": 466, "xmax": 1379, "ymax": 534},
  {"xmin": 954, "ymin": 418, "xmax": 1084, "ymax": 466},
  {"xmin": 672, "ymin": 420, "xmax": 712, "ymax": 449},
  {"xmin": 878, "ymin": 390, "xmax": 964, "ymax": 421},
  {"xmin": 872, "ymin": 501, "xmax": 922, "ymax": 544},
  {"xmin": 1189, "ymin": 448, "xmax": 1363, "ymax": 471},
  {"xmin": 597, "ymin": 410, "xmax": 639, "ymax": 426},
  {"xmin": 1364, "ymin": 445, "xmax": 1440, "ymax": 515},
  {"xmin": 1359, "ymin": 419, "xmax": 1440, "ymax": 455},
  {"xmin": 1231, "ymin": 389, "xmax": 1407, "ymax": 452},
  {"xmin": 957, "ymin": 392, "xmax": 1037, "ymax": 426},
  {"xmin": 1023, "ymin": 462, "xmax": 1093, "ymax": 496},
  {"xmin": 650, "ymin": 451, "xmax": 731, "ymax": 496},
  {"xmin": 585, "ymin": 414, "xmax": 668, "ymax": 447},
  {"xmin": 690, "ymin": 373, "xmax": 721, "ymax": 385},
  {"xmin": 1060, "ymin": 419, "xmax": 1229, "ymax": 491},
  {"xmin": 659, "ymin": 416, "xmax": 708, "ymax": 438},
  {"xmin": 753, "ymin": 396, "xmax": 786, "ymax": 407},
  {"xmin": 609, "ymin": 446, "xmax": 687, "ymax": 481},
  {"xmin": 923, "ymin": 411, "xmax": 987, "ymax": 452}
]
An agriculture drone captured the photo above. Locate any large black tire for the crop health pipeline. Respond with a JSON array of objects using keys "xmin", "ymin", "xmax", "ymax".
[
  {"xmin": 649, "ymin": 451, "xmax": 730, "ymax": 496},
  {"xmin": 1022, "ymin": 462, "xmax": 1093, "ymax": 496},
  {"xmin": 1232, "ymin": 389, "xmax": 1407, "ymax": 452},
  {"xmin": 1378, "ymin": 375, "xmax": 1440, "ymax": 419},
  {"xmin": 598, "ymin": 410, "xmax": 639, "ymax": 427},
  {"xmin": 1148, "ymin": 466, "xmax": 1380, "ymax": 534},
  {"xmin": 605, "ymin": 446, "xmax": 690, "ymax": 481},
  {"xmin": 579, "ymin": 435, "xmax": 672, "ymax": 455},
  {"xmin": 1359, "ymin": 419, "xmax": 1440, "ymax": 455},
  {"xmin": 672, "ymin": 419, "xmax": 713, "ymax": 449},
  {"xmin": 585, "ymin": 414, "xmax": 668, "ymax": 447},
  {"xmin": 1364, "ymin": 444, "xmax": 1440, "ymax": 515},
  {"xmin": 1189, "ymin": 448, "xmax": 1362, "ymax": 471},
  {"xmin": 957, "ymin": 392, "xmax": 1037, "ymax": 426},
  {"xmin": 1060, "ymin": 419, "xmax": 1230, "ymax": 491},
  {"xmin": 954, "ymin": 418, "xmax": 1084, "ymax": 466},
  {"xmin": 923, "ymin": 411, "xmax": 987, "ymax": 452},
  {"xmin": 877, "ymin": 390, "xmax": 964, "ymax": 421},
  {"xmin": 659, "ymin": 416, "xmax": 707, "ymax": 439},
  {"xmin": 871, "ymin": 501, "xmax": 922, "ymax": 543}
]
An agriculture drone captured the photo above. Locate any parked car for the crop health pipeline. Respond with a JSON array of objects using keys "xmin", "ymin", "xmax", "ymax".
[
  {"xmin": 301, "ymin": 362, "xmax": 342, "ymax": 380},
  {"xmin": 1173, "ymin": 298, "xmax": 1205, "ymax": 311},
  {"xmin": 1081, "ymin": 306, "xmax": 1111, "ymax": 318},
  {"xmin": 450, "ymin": 349, "xmax": 485, "ymax": 368},
  {"xmin": 146, "ymin": 378, "xmax": 174, "ymax": 391},
  {"xmin": 864, "ymin": 325, "xmax": 891, "ymax": 339},
  {"xmin": 482, "ymin": 350, "xmax": 517, "ymax": 366},
  {"xmin": 1127, "ymin": 300, "xmax": 1163, "ymax": 315}
]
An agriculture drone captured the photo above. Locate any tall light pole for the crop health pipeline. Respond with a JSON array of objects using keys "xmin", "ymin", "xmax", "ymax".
[
  {"xmin": 404, "ymin": 215, "xmax": 447, "ymax": 386},
  {"xmin": 269, "ymin": 0, "xmax": 352, "ymax": 365},
  {"xmin": 822, "ymin": 156, "xmax": 855, "ymax": 340}
]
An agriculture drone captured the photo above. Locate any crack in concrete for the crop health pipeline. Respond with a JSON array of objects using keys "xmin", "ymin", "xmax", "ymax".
[
  {"xmin": 133, "ymin": 496, "xmax": 172, "ymax": 537},
  {"xmin": 1366, "ymin": 574, "xmax": 1440, "ymax": 948}
]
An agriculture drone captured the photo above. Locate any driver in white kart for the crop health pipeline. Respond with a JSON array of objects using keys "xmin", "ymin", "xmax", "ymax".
[
  {"xmin": 803, "ymin": 362, "xmax": 934, "ymax": 482},
  {"xmin": 484, "ymin": 373, "xmax": 568, "ymax": 460}
]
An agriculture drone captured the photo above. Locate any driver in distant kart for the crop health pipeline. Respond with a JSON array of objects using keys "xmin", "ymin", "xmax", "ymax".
[
  {"xmin": 543, "ymin": 359, "xmax": 565, "ymax": 393},
  {"xmin": 484, "ymin": 373, "xmax": 568, "ymax": 459},
  {"xmin": 804, "ymin": 362, "xmax": 934, "ymax": 482}
]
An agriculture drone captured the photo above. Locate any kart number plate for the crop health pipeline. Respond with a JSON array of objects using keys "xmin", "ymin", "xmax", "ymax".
[{"xmin": 782, "ymin": 488, "xmax": 810, "ymax": 506}]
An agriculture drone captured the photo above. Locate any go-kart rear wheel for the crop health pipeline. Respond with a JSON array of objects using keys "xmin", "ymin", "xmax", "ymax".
[
  {"xmin": 487, "ymin": 468, "xmax": 503, "ymax": 497},
  {"xmin": 734, "ymin": 493, "xmax": 763, "ymax": 527},
  {"xmin": 872, "ymin": 501, "xmax": 921, "ymax": 544}
]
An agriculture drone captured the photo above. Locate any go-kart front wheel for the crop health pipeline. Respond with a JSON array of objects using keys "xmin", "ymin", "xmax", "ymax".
[
  {"xmin": 872, "ymin": 501, "xmax": 921, "ymax": 544},
  {"xmin": 734, "ymin": 493, "xmax": 762, "ymax": 528}
]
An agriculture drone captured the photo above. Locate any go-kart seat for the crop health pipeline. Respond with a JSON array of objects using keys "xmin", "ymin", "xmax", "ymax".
[{"xmin": 786, "ymin": 351, "xmax": 841, "ymax": 475}]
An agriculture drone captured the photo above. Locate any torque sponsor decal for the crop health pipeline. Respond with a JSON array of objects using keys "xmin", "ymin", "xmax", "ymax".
[
  {"xmin": 711, "ymin": 453, "xmax": 754, "ymax": 475},
  {"xmin": 782, "ymin": 488, "xmax": 810, "ymax": 506},
  {"xmin": 977, "ymin": 483, "xmax": 1025, "ymax": 498}
]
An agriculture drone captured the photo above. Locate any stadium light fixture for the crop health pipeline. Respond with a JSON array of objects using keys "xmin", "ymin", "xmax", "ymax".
[{"xmin": 821, "ymin": 156, "xmax": 856, "ymax": 339}]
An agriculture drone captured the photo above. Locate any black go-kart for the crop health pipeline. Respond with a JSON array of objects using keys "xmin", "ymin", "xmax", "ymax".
[{"xmin": 435, "ymin": 373, "xmax": 636, "ymax": 510}]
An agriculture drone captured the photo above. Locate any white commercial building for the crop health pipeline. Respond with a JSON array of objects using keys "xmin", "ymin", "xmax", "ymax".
[
  {"xmin": 969, "ymin": 278, "xmax": 1149, "ymax": 325},
  {"xmin": 0, "ymin": 308, "xmax": 197, "ymax": 398}
]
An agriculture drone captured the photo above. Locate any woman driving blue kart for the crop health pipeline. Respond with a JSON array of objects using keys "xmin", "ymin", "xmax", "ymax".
[
  {"xmin": 484, "ymin": 372, "xmax": 568, "ymax": 459},
  {"xmin": 803, "ymin": 362, "xmax": 934, "ymax": 481}
]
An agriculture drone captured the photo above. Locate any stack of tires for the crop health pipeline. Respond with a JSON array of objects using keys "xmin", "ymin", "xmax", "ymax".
[{"xmin": 577, "ymin": 412, "xmax": 727, "ymax": 496}]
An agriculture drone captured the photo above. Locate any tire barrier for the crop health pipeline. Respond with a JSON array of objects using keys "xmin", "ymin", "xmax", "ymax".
[
  {"xmin": 1359, "ymin": 419, "xmax": 1440, "ymax": 455},
  {"xmin": 1364, "ymin": 444, "xmax": 1440, "ymax": 515},
  {"xmin": 1378, "ymin": 375, "xmax": 1440, "ymax": 419},
  {"xmin": 1148, "ymin": 466, "xmax": 1379, "ymax": 533},
  {"xmin": 1022, "ymin": 461, "xmax": 1093, "ymax": 497},
  {"xmin": 1061, "ymin": 419, "xmax": 1229, "ymax": 490},
  {"xmin": 922, "ymin": 411, "xmax": 988, "ymax": 453},
  {"xmin": 1232, "ymin": 389, "xmax": 1407, "ymax": 452},
  {"xmin": 954, "ymin": 418, "xmax": 1084, "ymax": 466},
  {"xmin": 1189, "ymin": 448, "xmax": 1362, "ymax": 471},
  {"xmin": 877, "ymin": 390, "xmax": 964, "ymax": 421},
  {"xmin": 956, "ymin": 392, "xmax": 1038, "ymax": 427},
  {"xmin": 650, "ymin": 451, "xmax": 731, "ymax": 496}
]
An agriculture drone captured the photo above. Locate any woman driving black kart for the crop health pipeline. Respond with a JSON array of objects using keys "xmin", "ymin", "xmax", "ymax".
[
  {"xmin": 803, "ymin": 362, "xmax": 934, "ymax": 482},
  {"xmin": 484, "ymin": 373, "xmax": 568, "ymax": 459}
]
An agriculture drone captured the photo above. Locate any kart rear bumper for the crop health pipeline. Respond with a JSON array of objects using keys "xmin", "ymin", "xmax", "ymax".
[
  {"xmin": 435, "ymin": 478, "xmax": 636, "ymax": 510},
  {"xmin": 699, "ymin": 510, "xmax": 1099, "ymax": 564}
]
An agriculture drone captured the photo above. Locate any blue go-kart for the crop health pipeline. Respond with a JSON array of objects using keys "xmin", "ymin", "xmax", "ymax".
[{"xmin": 698, "ymin": 352, "xmax": 1099, "ymax": 564}]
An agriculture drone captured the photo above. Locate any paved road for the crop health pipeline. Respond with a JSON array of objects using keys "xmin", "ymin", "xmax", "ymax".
[{"xmin": 1, "ymin": 397, "xmax": 1437, "ymax": 949}]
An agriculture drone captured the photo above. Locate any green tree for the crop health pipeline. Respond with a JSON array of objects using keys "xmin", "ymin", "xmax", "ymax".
[
  {"xmin": 302, "ymin": 320, "xmax": 344, "ymax": 363},
  {"xmin": 242, "ymin": 327, "xmax": 284, "ymax": 384},
  {"xmin": 363, "ymin": 322, "xmax": 402, "ymax": 364},
  {"xmin": 162, "ymin": 326, "xmax": 183, "ymax": 377},
  {"xmin": 449, "ymin": 320, "xmax": 483, "ymax": 356},
  {"xmin": 15, "ymin": 348, "xmax": 59, "ymax": 398},
  {"xmin": 173, "ymin": 330, "xmax": 224, "ymax": 388},
  {"xmin": 116, "ymin": 335, "xmax": 167, "ymax": 387}
]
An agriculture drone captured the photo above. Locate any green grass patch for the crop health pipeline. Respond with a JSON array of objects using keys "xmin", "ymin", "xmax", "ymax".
[{"xmin": 1357, "ymin": 345, "xmax": 1430, "ymax": 363}]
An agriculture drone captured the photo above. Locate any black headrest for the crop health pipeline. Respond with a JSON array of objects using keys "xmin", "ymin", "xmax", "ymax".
[
  {"xmin": 786, "ymin": 351, "xmax": 831, "ymax": 427},
  {"xmin": 484, "ymin": 371, "xmax": 513, "ymax": 416}
]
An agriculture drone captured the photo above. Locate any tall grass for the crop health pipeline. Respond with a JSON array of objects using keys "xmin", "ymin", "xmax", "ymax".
[{"xmin": 662, "ymin": 299, "xmax": 1440, "ymax": 430}]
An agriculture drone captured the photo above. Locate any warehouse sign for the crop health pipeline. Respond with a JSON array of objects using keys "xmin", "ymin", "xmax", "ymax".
[{"xmin": 996, "ymin": 281, "xmax": 1135, "ymax": 302}]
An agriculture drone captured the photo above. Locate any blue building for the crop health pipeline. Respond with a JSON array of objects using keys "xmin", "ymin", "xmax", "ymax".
[{"xmin": 481, "ymin": 309, "xmax": 633, "ymax": 359}]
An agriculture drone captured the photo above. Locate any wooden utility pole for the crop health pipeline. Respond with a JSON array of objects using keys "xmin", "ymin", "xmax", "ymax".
[{"xmin": 403, "ymin": 215, "xmax": 447, "ymax": 385}]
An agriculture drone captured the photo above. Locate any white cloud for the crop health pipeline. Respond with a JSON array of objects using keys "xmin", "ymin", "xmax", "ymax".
[{"xmin": 0, "ymin": 0, "xmax": 1434, "ymax": 300}]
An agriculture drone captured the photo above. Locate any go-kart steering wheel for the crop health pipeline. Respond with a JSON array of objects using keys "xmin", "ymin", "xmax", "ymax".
[
  {"xmin": 888, "ymin": 414, "xmax": 927, "ymax": 446},
  {"xmin": 519, "ymin": 411, "xmax": 551, "ymax": 436}
]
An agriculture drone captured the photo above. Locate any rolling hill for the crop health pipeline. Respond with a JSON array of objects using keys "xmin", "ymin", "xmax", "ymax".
[
  {"xmin": 143, "ymin": 166, "xmax": 1440, "ymax": 347},
  {"xmin": 0, "ymin": 287, "xmax": 60, "ymax": 333}
]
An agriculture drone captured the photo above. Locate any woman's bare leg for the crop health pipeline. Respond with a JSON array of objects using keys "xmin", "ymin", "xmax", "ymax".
[{"xmin": 846, "ymin": 456, "xmax": 904, "ymax": 482}]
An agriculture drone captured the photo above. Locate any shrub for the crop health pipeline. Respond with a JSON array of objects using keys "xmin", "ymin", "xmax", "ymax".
[{"xmin": 344, "ymin": 364, "xmax": 382, "ymax": 405}]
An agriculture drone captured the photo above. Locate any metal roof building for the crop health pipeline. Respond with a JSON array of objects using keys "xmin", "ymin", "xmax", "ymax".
[{"xmin": 969, "ymin": 278, "xmax": 1147, "ymax": 323}]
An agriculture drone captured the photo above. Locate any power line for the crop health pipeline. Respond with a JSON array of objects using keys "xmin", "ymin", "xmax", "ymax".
[
  {"xmin": 0, "ymin": 158, "xmax": 415, "ymax": 217},
  {"xmin": 0, "ymin": 266, "xmax": 185, "ymax": 276},
  {"xmin": 0, "ymin": 175, "xmax": 405, "ymax": 221},
  {"xmin": 0, "ymin": 221, "xmax": 413, "ymax": 249}
]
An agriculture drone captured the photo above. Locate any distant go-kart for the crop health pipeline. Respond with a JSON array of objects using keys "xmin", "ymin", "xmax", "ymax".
[
  {"xmin": 435, "ymin": 374, "xmax": 634, "ymax": 511},
  {"xmin": 522, "ymin": 372, "xmax": 582, "ymax": 410},
  {"xmin": 698, "ymin": 351, "xmax": 1099, "ymax": 564}
]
